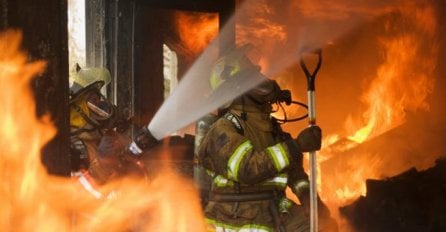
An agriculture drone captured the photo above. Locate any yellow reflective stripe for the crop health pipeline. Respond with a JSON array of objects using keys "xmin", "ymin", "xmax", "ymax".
[
  {"xmin": 266, "ymin": 143, "xmax": 289, "ymax": 171},
  {"xmin": 228, "ymin": 140, "xmax": 253, "ymax": 181},
  {"xmin": 205, "ymin": 218, "xmax": 273, "ymax": 232},
  {"xmin": 206, "ymin": 169, "xmax": 216, "ymax": 176},
  {"xmin": 261, "ymin": 173, "xmax": 288, "ymax": 188},
  {"xmin": 230, "ymin": 63, "xmax": 241, "ymax": 76},
  {"xmin": 213, "ymin": 175, "xmax": 234, "ymax": 187},
  {"xmin": 278, "ymin": 197, "xmax": 293, "ymax": 213},
  {"xmin": 213, "ymin": 174, "xmax": 287, "ymax": 189},
  {"xmin": 264, "ymin": 175, "xmax": 288, "ymax": 186}
]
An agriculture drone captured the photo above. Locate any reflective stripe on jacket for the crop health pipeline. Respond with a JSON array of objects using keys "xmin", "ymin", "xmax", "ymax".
[{"xmin": 197, "ymin": 107, "xmax": 310, "ymax": 231}]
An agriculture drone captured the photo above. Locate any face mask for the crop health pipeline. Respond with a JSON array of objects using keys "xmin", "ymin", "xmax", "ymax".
[
  {"xmin": 246, "ymin": 80, "xmax": 283, "ymax": 105},
  {"xmin": 70, "ymin": 88, "xmax": 114, "ymax": 131},
  {"xmin": 84, "ymin": 90, "xmax": 113, "ymax": 121}
]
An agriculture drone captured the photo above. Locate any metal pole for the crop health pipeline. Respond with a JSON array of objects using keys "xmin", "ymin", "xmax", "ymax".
[{"xmin": 299, "ymin": 49, "xmax": 322, "ymax": 232}]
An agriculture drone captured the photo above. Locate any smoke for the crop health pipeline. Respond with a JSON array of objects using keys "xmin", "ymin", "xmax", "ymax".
[
  {"xmin": 236, "ymin": 0, "xmax": 399, "ymax": 77},
  {"xmin": 149, "ymin": 0, "xmax": 402, "ymax": 139}
]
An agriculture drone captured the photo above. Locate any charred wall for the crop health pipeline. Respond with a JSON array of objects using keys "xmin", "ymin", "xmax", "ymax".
[{"xmin": 0, "ymin": 0, "xmax": 70, "ymax": 176}]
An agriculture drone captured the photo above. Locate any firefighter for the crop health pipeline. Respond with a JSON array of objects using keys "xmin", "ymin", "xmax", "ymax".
[
  {"xmin": 69, "ymin": 64, "xmax": 139, "ymax": 194},
  {"xmin": 197, "ymin": 46, "xmax": 337, "ymax": 232}
]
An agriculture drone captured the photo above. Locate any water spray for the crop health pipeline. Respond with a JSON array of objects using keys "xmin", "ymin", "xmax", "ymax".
[{"xmin": 300, "ymin": 48, "xmax": 322, "ymax": 232}]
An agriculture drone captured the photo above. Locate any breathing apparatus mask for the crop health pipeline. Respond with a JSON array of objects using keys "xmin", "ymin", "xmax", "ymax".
[
  {"xmin": 69, "ymin": 65, "xmax": 116, "ymax": 137},
  {"xmin": 238, "ymin": 79, "xmax": 308, "ymax": 123},
  {"xmin": 210, "ymin": 45, "xmax": 308, "ymax": 123}
]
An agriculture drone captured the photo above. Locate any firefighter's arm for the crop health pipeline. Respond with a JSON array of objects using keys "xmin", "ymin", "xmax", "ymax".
[{"xmin": 198, "ymin": 119, "xmax": 294, "ymax": 184}]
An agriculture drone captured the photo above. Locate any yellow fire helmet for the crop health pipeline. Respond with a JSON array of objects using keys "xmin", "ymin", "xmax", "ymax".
[
  {"xmin": 210, "ymin": 43, "xmax": 260, "ymax": 90},
  {"xmin": 69, "ymin": 65, "xmax": 112, "ymax": 130},
  {"xmin": 69, "ymin": 64, "xmax": 111, "ymax": 101}
]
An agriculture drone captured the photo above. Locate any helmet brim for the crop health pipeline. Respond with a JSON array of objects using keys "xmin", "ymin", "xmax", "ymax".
[{"xmin": 69, "ymin": 80, "xmax": 105, "ymax": 103}]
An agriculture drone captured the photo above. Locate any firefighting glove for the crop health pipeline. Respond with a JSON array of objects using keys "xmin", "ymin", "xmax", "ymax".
[
  {"xmin": 294, "ymin": 125, "xmax": 322, "ymax": 152},
  {"xmin": 97, "ymin": 130, "xmax": 125, "ymax": 158}
]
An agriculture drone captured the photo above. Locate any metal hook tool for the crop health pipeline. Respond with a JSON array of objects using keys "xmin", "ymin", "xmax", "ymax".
[{"xmin": 299, "ymin": 48, "xmax": 322, "ymax": 232}]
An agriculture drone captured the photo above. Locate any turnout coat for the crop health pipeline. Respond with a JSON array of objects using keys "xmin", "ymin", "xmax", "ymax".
[{"xmin": 198, "ymin": 105, "xmax": 311, "ymax": 232}]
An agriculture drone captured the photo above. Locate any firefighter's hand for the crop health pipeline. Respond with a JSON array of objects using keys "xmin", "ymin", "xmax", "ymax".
[
  {"xmin": 97, "ymin": 131, "xmax": 125, "ymax": 158},
  {"xmin": 294, "ymin": 126, "xmax": 322, "ymax": 152},
  {"xmin": 96, "ymin": 131, "xmax": 128, "ymax": 173}
]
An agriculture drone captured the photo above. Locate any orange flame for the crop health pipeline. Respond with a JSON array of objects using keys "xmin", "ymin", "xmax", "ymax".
[
  {"xmin": 0, "ymin": 30, "xmax": 206, "ymax": 232},
  {"xmin": 236, "ymin": 1, "xmax": 287, "ymax": 72},
  {"xmin": 262, "ymin": 3, "xmax": 439, "ymax": 229},
  {"xmin": 347, "ymin": 35, "xmax": 434, "ymax": 144},
  {"xmin": 175, "ymin": 11, "xmax": 218, "ymax": 56},
  {"xmin": 320, "ymin": 1, "xmax": 438, "ymax": 207}
]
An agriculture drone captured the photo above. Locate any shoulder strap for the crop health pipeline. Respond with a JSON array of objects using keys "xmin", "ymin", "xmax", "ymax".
[{"xmin": 223, "ymin": 112, "xmax": 244, "ymax": 135}]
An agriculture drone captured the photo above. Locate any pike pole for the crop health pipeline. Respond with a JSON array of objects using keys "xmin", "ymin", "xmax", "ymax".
[{"xmin": 299, "ymin": 48, "xmax": 322, "ymax": 232}]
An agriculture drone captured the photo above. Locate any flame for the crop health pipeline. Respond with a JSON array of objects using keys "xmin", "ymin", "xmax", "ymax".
[
  {"xmin": 347, "ymin": 35, "xmax": 433, "ymax": 144},
  {"xmin": 319, "ymin": 1, "xmax": 438, "ymax": 208},
  {"xmin": 236, "ymin": 1, "xmax": 287, "ymax": 72},
  {"xmin": 259, "ymin": 2, "xmax": 439, "ymax": 229},
  {"xmin": 175, "ymin": 11, "xmax": 218, "ymax": 56},
  {"xmin": 0, "ymin": 30, "xmax": 206, "ymax": 231}
]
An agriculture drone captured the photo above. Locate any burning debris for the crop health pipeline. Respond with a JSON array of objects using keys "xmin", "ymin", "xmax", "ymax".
[{"xmin": 340, "ymin": 158, "xmax": 446, "ymax": 231}]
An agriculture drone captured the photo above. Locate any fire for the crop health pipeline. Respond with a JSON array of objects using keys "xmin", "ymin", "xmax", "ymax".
[
  {"xmin": 0, "ymin": 30, "xmax": 205, "ymax": 231},
  {"xmin": 175, "ymin": 11, "xmax": 218, "ymax": 56},
  {"xmin": 319, "ymin": 0, "xmax": 438, "ymax": 209},
  {"xmin": 236, "ymin": 1, "xmax": 287, "ymax": 73},
  {"xmin": 245, "ymin": 1, "xmax": 439, "ymax": 228},
  {"xmin": 347, "ymin": 35, "xmax": 433, "ymax": 144}
]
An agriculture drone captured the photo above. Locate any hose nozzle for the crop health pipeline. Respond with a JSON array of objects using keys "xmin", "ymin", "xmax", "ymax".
[{"xmin": 128, "ymin": 126, "xmax": 158, "ymax": 156}]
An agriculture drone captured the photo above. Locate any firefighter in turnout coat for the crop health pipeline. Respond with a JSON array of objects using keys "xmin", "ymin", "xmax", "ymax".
[
  {"xmin": 69, "ymin": 65, "xmax": 142, "ymax": 192},
  {"xmin": 197, "ymin": 46, "xmax": 336, "ymax": 232}
]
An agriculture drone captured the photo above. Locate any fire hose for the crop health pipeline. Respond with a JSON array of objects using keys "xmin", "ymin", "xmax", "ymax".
[{"xmin": 299, "ymin": 48, "xmax": 322, "ymax": 232}]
